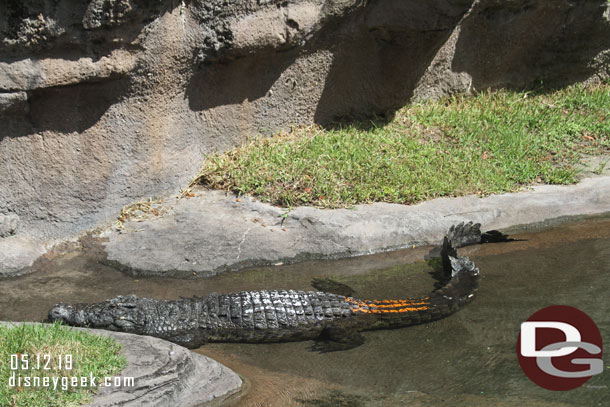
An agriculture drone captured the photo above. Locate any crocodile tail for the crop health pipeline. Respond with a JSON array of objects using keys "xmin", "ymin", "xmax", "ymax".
[
  {"xmin": 441, "ymin": 221, "xmax": 482, "ymax": 277},
  {"xmin": 437, "ymin": 255, "xmax": 480, "ymax": 308},
  {"xmin": 437, "ymin": 222, "xmax": 482, "ymax": 307}
]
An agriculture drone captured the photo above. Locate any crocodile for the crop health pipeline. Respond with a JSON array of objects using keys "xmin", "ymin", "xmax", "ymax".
[{"xmin": 48, "ymin": 222, "xmax": 509, "ymax": 350}]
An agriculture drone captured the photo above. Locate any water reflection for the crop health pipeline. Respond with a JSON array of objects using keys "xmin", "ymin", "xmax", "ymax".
[{"xmin": 0, "ymin": 217, "xmax": 608, "ymax": 406}]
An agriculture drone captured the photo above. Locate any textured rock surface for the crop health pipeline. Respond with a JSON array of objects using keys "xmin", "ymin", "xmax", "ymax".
[
  {"xmin": 1, "ymin": 0, "xmax": 609, "ymax": 261},
  {"xmin": 0, "ymin": 212, "xmax": 19, "ymax": 237},
  {"xmin": 103, "ymin": 175, "xmax": 610, "ymax": 278},
  {"xmin": 0, "ymin": 321, "xmax": 242, "ymax": 407},
  {"xmin": 0, "ymin": 236, "xmax": 46, "ymax": 277}
]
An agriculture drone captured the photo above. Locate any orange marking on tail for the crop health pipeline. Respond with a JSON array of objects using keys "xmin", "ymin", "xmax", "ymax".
[
  {"xmin": 345, "ymin": 296, "xmax": 430, "ymax": 314},
  {"xmin": 370, "ymin": 298, "xmax": 430, "ymax": 305},
  {"xmin": 350, "ymin": 306, "xmax": 429, "ymax": 314},
  {"xmin": 364, "ymin": 300, "xmax": 429, "ymax": 308}
]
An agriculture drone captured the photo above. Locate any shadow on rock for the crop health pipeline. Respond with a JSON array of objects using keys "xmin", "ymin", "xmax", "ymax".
[
  {"xmin": 314, "ymin": 0, "xmax": 472, "ymax": 123},
  {"xmin": 452, "ymin": 0, "xmax": 610, "ymax": 89}
]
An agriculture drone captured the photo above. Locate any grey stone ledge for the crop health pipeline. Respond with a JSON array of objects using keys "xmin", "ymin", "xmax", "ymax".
[
  {"xmin": 0, "ymin": 321, "xmax": 242, "ymax": 407},
  {"xmin": 103, "ymin": 175, "xmax": 610, "ymax": 278}
]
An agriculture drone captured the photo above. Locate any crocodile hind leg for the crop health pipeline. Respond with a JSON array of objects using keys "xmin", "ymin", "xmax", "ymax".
[
  {"xmin": 310, "ymin": 326, "xmax": 365, "ymax": 353},
  {"xmin": 311, "ymin": 278, "xmax": 355, "ymax": 297},
  {"xmin": 481, "ymin": 229, "xmax": 520, "ymax": 243}
]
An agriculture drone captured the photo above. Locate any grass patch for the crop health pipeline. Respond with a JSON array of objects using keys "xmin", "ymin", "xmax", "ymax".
[
  {"xmin": 0, "ymin": 322, "xmax": 126, "ymax": 407},
  {"xmin": 196, "ymin": 83, "xmax": 610, "ymax": 208}
]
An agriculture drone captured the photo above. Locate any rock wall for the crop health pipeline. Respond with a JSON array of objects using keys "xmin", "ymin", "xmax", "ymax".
[{"xmin": 1, "ymin": 0, "xmax": 609, "ymax": 245}]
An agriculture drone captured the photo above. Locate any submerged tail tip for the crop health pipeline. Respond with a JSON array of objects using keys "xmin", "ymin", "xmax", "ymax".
[{"xmin": 445, "ymin": 255, "xmax": 480, "ymax": 302}]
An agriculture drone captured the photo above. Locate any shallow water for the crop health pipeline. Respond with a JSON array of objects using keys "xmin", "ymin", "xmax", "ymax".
[{"xmin": 1, "ymin": 216, "xmax": 609, "ymax": 406}]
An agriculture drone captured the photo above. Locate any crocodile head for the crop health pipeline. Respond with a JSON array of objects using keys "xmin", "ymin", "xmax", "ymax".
[{"xmin": 48, "ymin": 295, "xmax": 146, "ymax": 334}]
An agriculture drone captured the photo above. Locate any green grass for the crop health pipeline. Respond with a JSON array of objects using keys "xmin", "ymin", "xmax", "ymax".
[
  {"xmin": 196, "ymin": 83, "xmax": 610, "ymax": 208},
  {"xmin": 0, "ymin": 323, "xmax": 126, "ymax": 407}
]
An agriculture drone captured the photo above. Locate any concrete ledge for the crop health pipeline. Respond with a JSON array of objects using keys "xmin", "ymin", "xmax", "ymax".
[
  {"xmin": 0, "ymin": 237, "xmax": 47, "ymax": 278},
  {"xmin": 103, "ymin": 175, "xmax": 610, "ymax": 278},
  {"xmin": 0, "ymin": 322, "xmax": 242, "ymax": 407}
]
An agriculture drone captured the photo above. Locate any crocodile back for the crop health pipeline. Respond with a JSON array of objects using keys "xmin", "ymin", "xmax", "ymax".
[{"xmin": 198, "ymin": 290, "xmax": 353, "ymax": 342}]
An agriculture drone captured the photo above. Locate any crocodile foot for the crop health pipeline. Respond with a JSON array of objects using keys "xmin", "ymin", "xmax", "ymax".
[{"xmin": 310, "ymin": 326, "xmax": 365, "ymax": 353}]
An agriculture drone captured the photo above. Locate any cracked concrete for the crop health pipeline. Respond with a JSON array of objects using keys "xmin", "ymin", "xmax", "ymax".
[
  {"xmin": 235, "ymin": 227, "xmax": 253, "ymax": 262},
  {"xmin": 100, "ymin": 174, "xmax": 610, "ymax": 278}
]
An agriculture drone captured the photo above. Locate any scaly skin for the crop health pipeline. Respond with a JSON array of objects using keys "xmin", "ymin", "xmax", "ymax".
[{"xmin": 48, "ymin": 222, "xmax": 488, "ymax": 349}]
